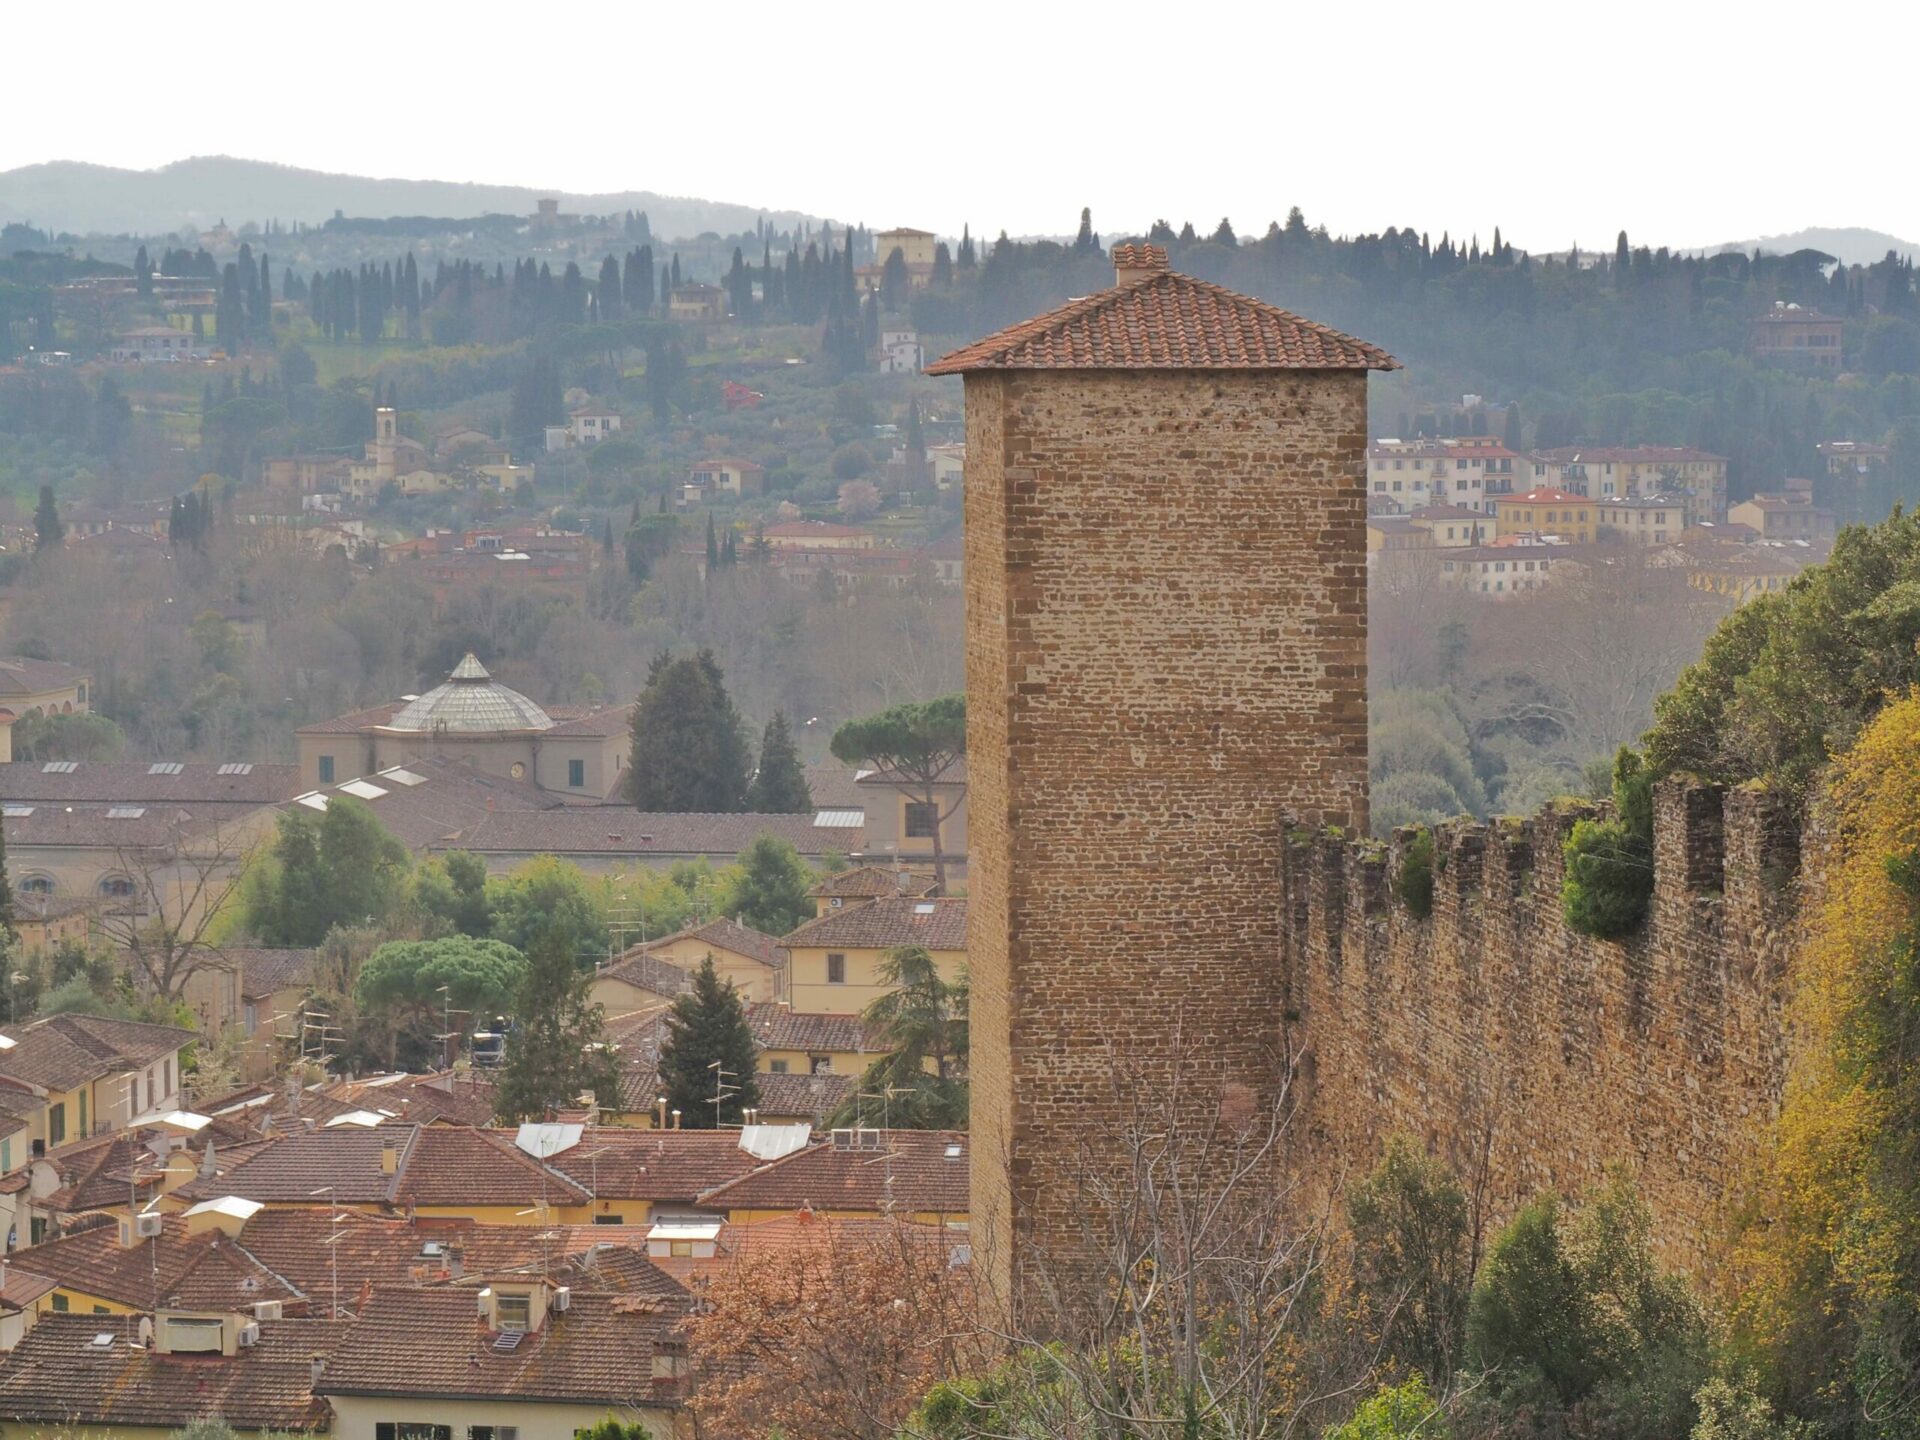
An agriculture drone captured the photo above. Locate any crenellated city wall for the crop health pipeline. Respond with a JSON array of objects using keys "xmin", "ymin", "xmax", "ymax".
[{"xmin": 1281, "ymin": 776, "xmax": 1806, "ymax": 1272}]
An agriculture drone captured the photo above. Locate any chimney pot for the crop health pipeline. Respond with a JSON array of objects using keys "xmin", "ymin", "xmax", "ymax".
[{"xmin": 1112, "ymin": 243, "xmax": 1170, "ymax": 288}]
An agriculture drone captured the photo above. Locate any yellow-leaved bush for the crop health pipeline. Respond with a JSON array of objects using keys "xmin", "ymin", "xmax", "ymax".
[{"xmin": 1730, "ymin": 687, "xmax": 1920, "ymax": 1432}]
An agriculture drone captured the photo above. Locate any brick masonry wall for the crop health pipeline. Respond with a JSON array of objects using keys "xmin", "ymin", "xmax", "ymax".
[
  {"xmin": 964, "ymin": 368, "xmax": 1371, "ymax": 1316},
  {"xmin": 1283, "ymin": 777, "xmax": 1803, "ymax": 1274}
]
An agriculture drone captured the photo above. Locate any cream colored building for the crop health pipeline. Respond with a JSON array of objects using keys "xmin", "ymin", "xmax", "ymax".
[
  {"xmin": 593, "ymin": 916, "xmax": 788, "ymax": 1011},
  {"xmin": 781, "ymin": 895, "xmax": 966, "ymax": 1013},
  {"xmin": 855, "ymin": 759, "xmax": 968, "ymax": 884},
  {"xmin": 1595, "ymin": 494, "xmax": 1687, "ymax": 544},
  {"xmin": 296, "ymin": 654, "xmax": 631, "ymax": 799}
]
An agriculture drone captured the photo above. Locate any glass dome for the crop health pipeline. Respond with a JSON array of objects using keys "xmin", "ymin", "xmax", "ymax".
[{"xmin": 388, "ymin": 653, "xmax": 553, "ymax": 733}]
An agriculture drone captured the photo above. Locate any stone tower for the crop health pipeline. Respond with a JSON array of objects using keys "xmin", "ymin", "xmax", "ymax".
[{"xmin": 927, "ymin": 244, "xmax": 1397, "ymax": 1318}]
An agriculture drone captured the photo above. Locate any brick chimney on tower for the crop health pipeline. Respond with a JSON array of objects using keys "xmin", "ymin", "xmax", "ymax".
[{"xmin": 1111, "ymin": 243, "xmax": 1169, "ymax": 287}]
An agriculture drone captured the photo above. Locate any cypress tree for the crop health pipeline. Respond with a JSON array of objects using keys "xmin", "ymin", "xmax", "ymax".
[
  {"xmin": 745, "ymin": 712, "xmax": 813, "ymax": 814},
  {"xmin": 705, "ymin": 512, "xmax": 719, "ymax": 571},
  {"xmin": 33, "ymin": 486, "xmax": 62, "ymax": 552},
  {"xmin": 493, "ymin": 921, "xmax": 621, "ymax": 1123},
  {"xmin": 656, "ymin": 957, "xmax": 760, "ymax": 1129},
  {"xmin": 628, "ymin": 651, "xmax": 751, "ymax": 812}
]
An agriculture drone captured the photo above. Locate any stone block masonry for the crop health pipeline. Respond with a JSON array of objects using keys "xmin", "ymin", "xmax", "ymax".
[
  {"xmin": 1283, "ymin": 776, "xmax": 1803, "ymax": 1274},
  {"xmin": 965, "ymin": 367, "xmax": 1372, "ymax": 1315}
]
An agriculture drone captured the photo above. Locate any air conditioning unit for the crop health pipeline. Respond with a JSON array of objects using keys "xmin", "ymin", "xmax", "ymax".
[
  {"xmin": 829, "ymin": 897, "xmax": 843, "ymax": 908},
  {"xmin": 551, "ymin": 1285, "xmax": 571, "ymax": 1312},
  {"xmin": 253, "ymin": 1300, "xmax": 283, "ymax": 1321},
  {"xmin": 134, "ymin": 1214, "xmax": 163, "ymax": 1238},
  {"xmin": 238, "ymin": 1321, "xmax": 260, "ymax": 1348}
]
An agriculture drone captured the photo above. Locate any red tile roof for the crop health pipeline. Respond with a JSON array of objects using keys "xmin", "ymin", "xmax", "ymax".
[
  {"xmin": 747, "ymin": 1005, "xmax": 878, "ymax": 1055},
  {"xmin": 640, "ymin": 915, "xmax": 788, "ymax": 969},
  {"xmin": 16, "ymin": 1219, "xmax": 303, "ymax": 1312},
  {"xmin": 808, "ymin": 865, "xmax": 936, "ymax": 900},
  {"xmin": 0, "ymin": 1013, "xmax": 194, "ymax": 1092},
  {"xmin": 928, "ymin": 266, "xmax": 1398, "ymax": 374},
  {"xmin": 169, "ymin": 1123, "xmax": 589, "ymax": 1210},
  {"xmin": 780, "ymin": 895, "xmax": 967, "ymax": 951},
  {"xmin": 696, "ymin": 1129, "xmax": 968, "ymax": 1215},
  {"xmin": 598, "ymin": 951, "xmax": 694, "ymax": 1000},
  {"xmin": 318, "ymin": 1286, "xmax": 686, "ymax": 1406},
  {"xmin": 545, "ymin": 1127, "xmax": 767, "ymax": 1204},
  {"xmin": 1504, "ymin": 486, "xmax": 1585, "ymax": 505},
  {"xmin": 0, "ymin": 1315, "xmax": 347, "ymax": 1431}
]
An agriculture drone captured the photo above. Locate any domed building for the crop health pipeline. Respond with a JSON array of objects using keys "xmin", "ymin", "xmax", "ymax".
[{"xmin": 296, "ymin": 654, "xmax": 631, "ymax": 799}]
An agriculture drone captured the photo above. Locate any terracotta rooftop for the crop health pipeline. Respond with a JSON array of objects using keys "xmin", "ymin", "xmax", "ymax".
[
  {"xmin": 449, "ymin": 807, "xmax": 862, "ymax": 859},
  {"xmin": 928, "ymin": 259, "xmax": 1398, "ymax": 374},
  {"xmin": 0, "ymin": 760, "xmax": 299, "ymax": 806},
  {"xmin": 0, "ymin": 1315, "xmax": 346, "ymax": 1432},
  {"xmin": 0, "ymin": 1013, "xmax": 194, "ymax": 1093},
  {"xmin": 15, "ymin": 1218, "xmax": 304, "ymax": 1312},
  {"xmin": 598, "ymin": 951, "xmax": 695, "ymax": 999},
  {"xmin": 754, "ymin": 1071, "xmax": 853, "ymax": 1123},
  {"xmin": 170, "ymin": 1122, "xmax": 588, "ymax": 1210},
  {"xmin": 780, "ymin": 894, "xmax": 968, "ymax": 951},
  {"xmin": 319, "ymin": 1286, "xmax": 686, "ymax": 1406},
  {"xmin": 230, "ymin": 947, "xmax": 320, "ymax": 999},
  {"xmin": 748, "ymin": 1004, "xmax": 879, "ymax": 1055},
  {"xmin": 696, "ymin": 1128, "xmax": 969, "ymax": 1215},
  {"xmin": 317, "ymin": 1070, "xmax": 498, "ymax": 1127},
  {"xmin": 546, "ymin": 1127, "xmax": 768, "ymax": 1204},
  {"xmin": 0, "ymin": 655, "xmax": 89, "ymax": 696},
  {"xmin": 639, "ymin": 915, "xmax": 788, "ymax": 969},
  {"xmin": 808, "ymin": 865, "xmax": 936, "ymax": 900},
  {"xmin": 1532, "ymin": 446, "xmax": 1727, "ymax": 466}
]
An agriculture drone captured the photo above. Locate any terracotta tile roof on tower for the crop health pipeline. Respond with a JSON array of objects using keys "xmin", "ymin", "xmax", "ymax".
[{"xmin": 928, "ymin": 265, "xmax": 1399, "ymax": 374}]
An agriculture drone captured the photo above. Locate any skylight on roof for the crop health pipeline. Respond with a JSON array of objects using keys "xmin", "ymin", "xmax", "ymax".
[
  {"xmin": 295, "ymin": 793, "xmax": 329, "ymax": 811},
  {"xmin": 2, "ymin": 805, "xmax": 31, "ymax": 818},
  {"xmin": 147, "ymin": 762, "xmax": 184, "ymax": 775},
  {"xmin": 107, "ymin": 806, "xmax": 147, "ymax": 819},
  {"xmin": 41, "ymin": 761, "xmax": 76, "ymax": 774},
  {"xmin": 945, "ymin": 1143, "xmax": 963, "ymax": 1158},
  {"xmin": 913, "ymin": 902, "xmax": 937, "ymax": 915},
  {"xmin": 379, "ymin": 767, "xmax": 428, "ymax": 787},
  {"xmin": 217, "ymin": 762, "xmax": 254, "ymax": 776},
  {"xmin": 338, "ymin": 779, "xmax": 389, "ymax": 801},
  {"xmin": 814, "ymin": 809, "xmax": 863, "ymax": 829}
]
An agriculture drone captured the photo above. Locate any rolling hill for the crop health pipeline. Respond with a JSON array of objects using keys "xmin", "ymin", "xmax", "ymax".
[
  {"xmin": 0, "ymin": 155, "xmax": 830, "ymax": 241},
  {"xmin": 1707, "ymin": 226, "xmax": 1920, "ymax": 266}
]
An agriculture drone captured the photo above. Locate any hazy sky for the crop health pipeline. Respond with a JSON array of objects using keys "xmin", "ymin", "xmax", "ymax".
[{"xmin": 10, "ymin": 2, "xmax": 1916, "ymax": 250}]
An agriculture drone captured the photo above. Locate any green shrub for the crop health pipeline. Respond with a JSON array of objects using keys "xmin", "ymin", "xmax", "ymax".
[
  {"xmin": 1395, "ymin": 829, "xmax": 1436, "ymax": 920},
  {"xmin": 1563, "ymin": 747, "xmax": 1653, "ymax": 939}
]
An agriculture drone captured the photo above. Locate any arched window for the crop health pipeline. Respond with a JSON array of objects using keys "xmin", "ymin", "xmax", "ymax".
[
  {"xmin": 98, "ymin": 875, "xmax": 135, "ymax": 900},
  {"xmin": 17, "ymin": 875, "xmax": 53, "ymax": 897}
]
